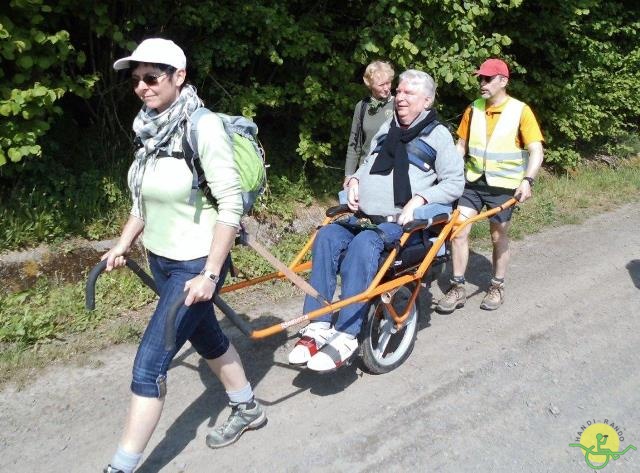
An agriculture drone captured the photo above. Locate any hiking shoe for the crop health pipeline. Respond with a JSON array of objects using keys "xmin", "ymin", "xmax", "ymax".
[
  {"xmin": 480, "ymin": 279, "xmax": 504, "ymax": 311},
  {"xmin": 307, "ymin": 330, "xmax": 358, "ymax": 372},
  {"xmin": 436, "ymin": 281, "xmax": 467, "ymax": 314},
  {"xmin": 288, "ymin": 322, "xmax": 334, "ymax": 365},
  {"xmin": 103, "ymin": 466, "xmax": 124, "ymax": 473},
  {"xmin": 206, "ymin": 400, "xmax": 267, "ymax": 448}
]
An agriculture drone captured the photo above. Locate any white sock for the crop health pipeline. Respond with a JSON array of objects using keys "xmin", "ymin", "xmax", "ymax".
[
  {"xmin": 110, "ymin": 446, "xmax": 143, "ymax": 473},
  {"xmin": 226, "ymin": 382, "xmax": 254, "ymax": 405}
]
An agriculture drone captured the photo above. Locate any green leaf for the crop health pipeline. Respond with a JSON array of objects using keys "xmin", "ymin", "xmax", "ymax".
[
  {"xmin": 17, "ymin": 55, "xmax": 34, "ymax": 69},
  {"xmin": 0, "ymin": 103, "xmax": 12, "ymax": 116},
  {"xmin": 363, "ymin": 41, "xmax": 380, "ymax": 53},
  {"xmin": 7, "ymin": 147, "xmax": 25, "ymax": 162},
  {"xmin": 33, "ymin": 31, "xmax": 47, "ymax": 43}
]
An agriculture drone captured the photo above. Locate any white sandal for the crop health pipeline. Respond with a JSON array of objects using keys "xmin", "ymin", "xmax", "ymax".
[
  {"xmin": 288, "ymin": 322, "xmax": 334, "ymax": 365},
  {"xmin": 307, "ymin": 330, "xmax": 358, "ymax": 372}
]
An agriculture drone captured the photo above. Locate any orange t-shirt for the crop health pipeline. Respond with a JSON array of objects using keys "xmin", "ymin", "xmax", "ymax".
[{"xmin": 456, "ymin": 98, "xmax": 544, "ymax": 149}]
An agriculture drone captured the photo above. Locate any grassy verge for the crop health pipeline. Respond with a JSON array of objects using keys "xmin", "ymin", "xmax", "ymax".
[
  {"xmin": 0, "ymin": 269, "xmax": 156, "ymax": 387},
  {"xmin": 469, "ymin": 156, "xmax": 640, "ymax": 245},
  {"xmin": 0, "ymin": 156, "xmax": 132, "ymax": 251},
  {"xmin": 1, "ymin": 157, "xmax": 639, "ymax": 386}
]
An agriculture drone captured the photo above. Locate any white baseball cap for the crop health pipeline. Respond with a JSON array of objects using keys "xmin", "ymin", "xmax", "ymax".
[{"xmin": 113, "ymin": 38, "xmax": 187, "ymax": 70}]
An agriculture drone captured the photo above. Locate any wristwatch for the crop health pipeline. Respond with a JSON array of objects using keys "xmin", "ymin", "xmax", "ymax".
[
  {"xmin": 522, "ymin": 176, "xmax": 535, "ymax": 187},
  {"xmin": 199, "ymin": 269, "xmax": 220, "ymax": 285}
]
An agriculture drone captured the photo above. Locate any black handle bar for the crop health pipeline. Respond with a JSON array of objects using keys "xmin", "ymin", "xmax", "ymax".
[
  {"xmin": 85, "ymin": 258, "xmax": 158, "ymax": 311},
  {"xmin": 85, "ymin": 257, "xmax": 252, "ymax": 353},
  {"xmin": 402, "ymin": 213, "xmax": 451, "ymax": 233},
  {"xmin": 163, "ymin": 292, "xmax": 254, "ymax": 352}
]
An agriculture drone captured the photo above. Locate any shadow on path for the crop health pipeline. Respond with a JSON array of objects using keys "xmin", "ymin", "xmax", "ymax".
[
  {"xmin": 627, "ymin": 259, "xmax": 640, "ymax": 289},
  {"xmin": 136, "ymin": 249, "xmax": 494, "ymax": 470},
  {"xmin": 434, "ymin": 250, "xmax": 493, "ymax": 298},
  {"xmin": 136, "ymin": 314, "xmax": 286, "ymax": 473}
]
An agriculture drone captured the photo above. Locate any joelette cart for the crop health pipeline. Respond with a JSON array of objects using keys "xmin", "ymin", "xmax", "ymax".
[{"xmin": 86, "ymin": 199, "xmax": 516, "ymax": 374}]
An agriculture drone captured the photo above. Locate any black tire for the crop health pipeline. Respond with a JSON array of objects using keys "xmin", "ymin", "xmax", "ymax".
[{"xmin": 360, "ymin": 284, "xmax": 418, "ymax": 374}]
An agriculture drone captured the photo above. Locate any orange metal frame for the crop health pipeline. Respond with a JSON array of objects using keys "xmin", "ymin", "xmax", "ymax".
[{"xmin": 223, "ymin": 198, "xmax": 518, "ymax": 339}]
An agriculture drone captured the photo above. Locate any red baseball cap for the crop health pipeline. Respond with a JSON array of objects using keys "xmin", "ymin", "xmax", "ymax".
[{"xmin": 474, "ymin": 58, "xmax": 509, "ymax": 78}]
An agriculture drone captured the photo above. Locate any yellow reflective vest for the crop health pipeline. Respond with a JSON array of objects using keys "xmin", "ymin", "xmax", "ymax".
[{"xmin": 465, "ymin": 97, "xmax": 528, "ymax": 189}]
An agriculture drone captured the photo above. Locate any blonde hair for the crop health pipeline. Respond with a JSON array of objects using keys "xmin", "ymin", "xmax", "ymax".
[{"xmin": 363, "ymin": 61, "xmax": 395, "ymax": 88}]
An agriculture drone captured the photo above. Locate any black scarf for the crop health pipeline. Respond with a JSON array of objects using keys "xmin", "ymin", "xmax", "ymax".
[{"xmin": 370, "ymin": 109, "xmax": 438, "ymax": 207}]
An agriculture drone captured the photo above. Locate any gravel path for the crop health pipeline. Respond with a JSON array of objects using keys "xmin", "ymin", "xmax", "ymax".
[{"xmin": 1, "ymin": 203, "xmax": 639, "ymax": 473}]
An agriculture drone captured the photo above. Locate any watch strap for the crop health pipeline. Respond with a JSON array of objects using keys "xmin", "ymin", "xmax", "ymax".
[{"xmin": 199, "ymin": 269, "xmax": 220, "ymax": 285}]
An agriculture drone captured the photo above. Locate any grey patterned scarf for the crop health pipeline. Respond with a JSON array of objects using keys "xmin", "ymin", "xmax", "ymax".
[{"xmin": 128, "ymin": 84, "xmax": 203, "ymax": 217}]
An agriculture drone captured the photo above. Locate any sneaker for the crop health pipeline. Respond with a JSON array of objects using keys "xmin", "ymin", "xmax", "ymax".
[
  {"xmin": 480, "ymin": 279, "xmax": 504, "ymax": 310},
  {"xmin": 306, "ymin": 330, "xmax": 358, "ymax": 372},
  {"xmin": 436, "ymin": 281, "xmax": 466, "ymax": 314},
  {"xmin": 288, "ymin": 322, "xmax": 334, "ymax": 365},
  {"xmin": 103, "ymin": 466, "xmax": 124, "ymax": 473},
  {"xmin": 206, "ymin": 400, "xmax": 267, "ymax": 449}
]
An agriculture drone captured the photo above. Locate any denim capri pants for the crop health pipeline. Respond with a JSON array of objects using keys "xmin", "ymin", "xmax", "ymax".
[{"xmin": 130, "ymin": 252, "xmax": 230, "ymax": 398}]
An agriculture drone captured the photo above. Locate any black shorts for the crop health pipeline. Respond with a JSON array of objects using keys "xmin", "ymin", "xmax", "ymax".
[{"xmin": 458, "ymin": 185, "xmax": 516, "ymax": 223}]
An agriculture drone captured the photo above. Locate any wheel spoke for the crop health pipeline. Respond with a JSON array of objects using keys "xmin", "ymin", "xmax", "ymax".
[
  {"xmin": 375, "ymin": 327, "xmax": 392, "ymax": 358},
  {"xmin": 363, "ymin": 287, "xmax": 418, "ymax": 373}
]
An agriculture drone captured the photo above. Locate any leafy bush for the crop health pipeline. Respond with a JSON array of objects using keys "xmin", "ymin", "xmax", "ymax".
[
  {"xmin": 0, "ymin": 267, "xmax": 155, "ymax": 346},
  {"xmin": 0, "ymin": 0, "xmax": 638, "ymax": 249},
  {"xmin": 495, "ymin": 0, "xmax": 640, "ymax": 168},
  {"xmin": 0, "ymin": 0, "xmax": 96, "ymax": 165},
  {"xmin": 0, "ymin": 154, "xmax": 130, "ymax": 249}
]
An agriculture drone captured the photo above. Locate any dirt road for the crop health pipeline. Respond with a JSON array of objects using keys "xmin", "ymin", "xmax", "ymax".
[{"xmin": 1, "ymin": 203, "xmax": 639, "ymax": 473}]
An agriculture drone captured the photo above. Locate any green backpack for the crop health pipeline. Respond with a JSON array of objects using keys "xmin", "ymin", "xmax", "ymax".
[{"xmin": 183, "ymin": 108, "xmax": 266, "ymax": 213}]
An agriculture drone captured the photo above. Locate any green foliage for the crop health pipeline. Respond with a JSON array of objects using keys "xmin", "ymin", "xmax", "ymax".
[
  {"xmin": 469, "ymin": 156, "xmax": 640, "ymax": 244},
  {"xmin": 0, "ymin": 0, "xmax": 638, "ymax": 250},
  {"xmin": 490, "ymin": 0, "xmax": 640, "ymax": 168},
  {"xmin": 0, "ymin": 0, "xmax": 96, "ymax": 165},
  {"xmin": 230, "ymin": 231, "xmax": 311, "ymax": 280},
  {"xmin": 0, "ymin": 154, "xmax": 131, "ymax": 250},
  {"xmin": 253, "ymin": 173, "xmax": 314, "ymax": 220},
  {"xmin": 0, "ymin": 267, "xmax": 155, "ymax": 347}
]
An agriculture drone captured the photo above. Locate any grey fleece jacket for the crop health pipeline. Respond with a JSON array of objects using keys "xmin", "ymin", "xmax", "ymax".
[{"xmin": 352, "ymin": 110, "xmax": 465, "ymax": 217}]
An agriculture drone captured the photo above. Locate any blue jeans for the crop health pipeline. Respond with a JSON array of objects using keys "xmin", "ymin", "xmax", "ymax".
[
  {"xmin": 303, "ymin": 221, "xmax": 403, "ymax": 337},
  {"xmin": 131, "ymin": 252, "xmax": 230, "ymax": 398}
]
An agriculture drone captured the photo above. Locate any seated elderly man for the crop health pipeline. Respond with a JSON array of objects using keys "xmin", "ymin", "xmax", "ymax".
[{"xmin": 289, "ymin": 69, "xmax": 464, "ymax": 372}]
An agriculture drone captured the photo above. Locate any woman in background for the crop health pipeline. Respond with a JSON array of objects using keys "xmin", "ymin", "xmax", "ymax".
[{"xmin": 343, "ymin": 60, "xmax": 395, "ymax": 186}]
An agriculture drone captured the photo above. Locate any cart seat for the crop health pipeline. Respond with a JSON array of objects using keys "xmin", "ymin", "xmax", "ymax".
[{"xmin": 383, "ymin": 203, "xmax": 452, "ymax": 278}]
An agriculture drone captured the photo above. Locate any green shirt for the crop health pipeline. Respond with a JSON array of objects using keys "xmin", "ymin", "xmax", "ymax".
[
  {"xmin": 345, "ymin": 97, "xmax": 395, "ymax": 176},
  {"xmin": 129, "ymin": 113, "xmax": 243, "ymax": 260}
]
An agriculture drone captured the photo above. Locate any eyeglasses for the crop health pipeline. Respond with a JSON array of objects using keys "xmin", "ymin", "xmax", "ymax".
[
  {"xmin": 130, "ymin": 72, "xmax": 168, "ymax": 88},
  {"xmin": 477, "ymin": 75, "xmax": 498, "ymax": 84}
]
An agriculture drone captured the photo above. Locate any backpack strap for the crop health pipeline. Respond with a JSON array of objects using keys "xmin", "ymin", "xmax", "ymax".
[
  {"xmin": 182, "ymin": 107, "xmax": 218, "ymax": 207},
  {"xmin": 420, "ymin": 119, "xmax": 441, "ymax": 139},
  {"xmin": 371, "ymin": 120, "xmax": 441, "ymax": 154},
  {"xmin": 406, "ymin": 120, "xmax": 441, "ymax": 171},
  {"xmin": 353, "ymin": 97, "xmax": 370, "ymax": 157}
]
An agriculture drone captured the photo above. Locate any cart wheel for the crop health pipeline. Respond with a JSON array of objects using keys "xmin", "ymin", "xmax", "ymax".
[{"xmin": 360, "ymin": 284, "xmax": 418, "ymax": 374}]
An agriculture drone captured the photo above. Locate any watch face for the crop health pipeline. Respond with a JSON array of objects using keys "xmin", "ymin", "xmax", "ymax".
[{"xmin": 201, "ymin": 270, "xmax": 219, "ymax": 283}]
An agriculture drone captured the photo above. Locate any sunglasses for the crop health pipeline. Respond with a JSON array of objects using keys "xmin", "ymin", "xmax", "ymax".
[
  {"xmin": 477, "ymin": 75, "xmax": 498, "ymax": 84},
  {"xmin": 130, "ymin": 72, "xmax": 168, "ymax": 88}
]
